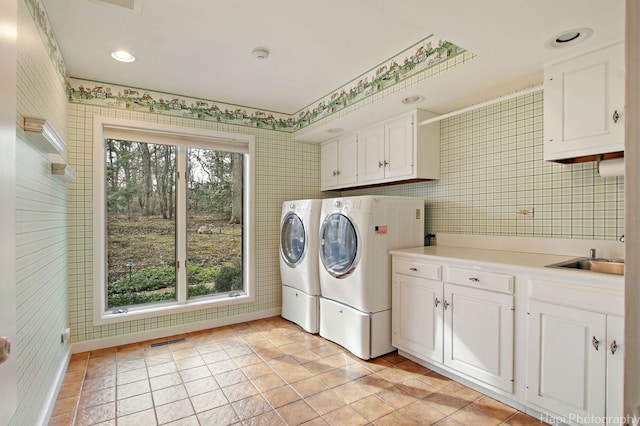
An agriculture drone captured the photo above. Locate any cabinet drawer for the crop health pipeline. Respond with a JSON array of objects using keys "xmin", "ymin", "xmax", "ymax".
[
  {"xmin": 446, "ymin": 267, "xmax": 514, "ymax": 294},
  {"xmin": 394, "ymin": 258, "xmax": 441, "ymax": 281}
]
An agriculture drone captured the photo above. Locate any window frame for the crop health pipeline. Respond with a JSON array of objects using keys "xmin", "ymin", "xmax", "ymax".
[{"xmin": 92, "ymin": 116, "xmax": 255, "ymax": 326}]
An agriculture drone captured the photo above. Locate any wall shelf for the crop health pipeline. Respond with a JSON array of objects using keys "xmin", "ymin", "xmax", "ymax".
[{"xmin": 23, "ymin": 116, "xmax": 65, "ymax": 155}]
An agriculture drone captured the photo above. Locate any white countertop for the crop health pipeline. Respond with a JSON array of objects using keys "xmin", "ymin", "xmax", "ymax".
[{"xmin": 390, "ymin": 245, "xmax": 624, "ymax": 288}]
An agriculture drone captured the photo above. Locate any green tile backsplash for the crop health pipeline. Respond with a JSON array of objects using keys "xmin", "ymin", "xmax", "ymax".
[{"xmin": 344, "ymin": 91, "xmax": 624, "ymax": 241}]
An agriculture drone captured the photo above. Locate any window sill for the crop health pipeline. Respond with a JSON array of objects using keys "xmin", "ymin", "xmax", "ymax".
[{"xmin": 93, "ymin": 293, "xmax": 252, "ymax": 326}]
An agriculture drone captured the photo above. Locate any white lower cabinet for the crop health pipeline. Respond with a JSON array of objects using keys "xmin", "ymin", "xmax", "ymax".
[
  {"xmin": 444, "ymin": 283, "xmax": 514, "ymax": 393},
  {"xmin": 391, "ymin": 252, "xmax": 624, "ymax": 426},
  {"xmin": 391, "ymin": 257, "xmax": 514, "ymax": 393},
  {"xmin": 392, "ymin": 273, "xmax": 443, "ymax": 363},
  {"xmin": 527, "ymin": 300, "xmax": 607, "ymax": 421},
  {"xmin": 526, "ymin": 278, "xmax": 624, "ymax": 426}
]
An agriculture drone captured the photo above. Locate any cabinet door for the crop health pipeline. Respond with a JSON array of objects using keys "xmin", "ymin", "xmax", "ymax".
[
  {"xmin": 443, "ymin": 284, "xmax": 514, "ymax": 392},
  {"xmin": 320, "ymin": 140, "xmax": 338, "ymax": 189},
  {"xmin": 385, "ymin": 114, "xmax": 414, "ymax": 179},
  {"xmin": 526, "ymin": 301, "xmax": 606, "ymax": 423},
  {"xmin": 606, "ymin": 315, "xmax": 624, "ymax": 421},
  {"xmin": 357, "ymin": 125, "xmax": 385, "ymax": 183},
  {"xmin": 337, "ymin": 133, "xmax": 358, "ymax": 186},
  {"xmin": 392, "ymin": 274, "xmax": 443, "ymax": 363},
  {"xmin": 544, "ymin": 42, "xmax": 625, "ymax": 161}
]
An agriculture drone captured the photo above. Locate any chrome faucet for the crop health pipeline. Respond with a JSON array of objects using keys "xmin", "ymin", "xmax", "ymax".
[{"xmin": 589, "ymin": 248, "xmax": 597, "ymax": 260}]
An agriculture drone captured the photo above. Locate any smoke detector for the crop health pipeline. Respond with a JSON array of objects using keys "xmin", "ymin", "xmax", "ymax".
[{"xmin": 251, "ymin": 47, "xmax": 270, "ymax": 60}]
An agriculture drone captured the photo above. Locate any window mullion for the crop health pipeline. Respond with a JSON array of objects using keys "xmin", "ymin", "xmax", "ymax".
[{"xmin": 176, "ymin": 146, "xmax": 188, "ymax": 304}]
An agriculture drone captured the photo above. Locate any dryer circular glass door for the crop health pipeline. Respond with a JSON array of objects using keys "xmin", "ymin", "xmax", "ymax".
[
  {"xmin": 319, "ymin": 213, "xmax": 360, "ymax": 278},
  {"xmin": 280, "ymin": 212, "xmax": 307, "ymax": 267}
]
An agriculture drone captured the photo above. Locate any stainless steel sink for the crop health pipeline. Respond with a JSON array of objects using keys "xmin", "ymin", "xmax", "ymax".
[{"xmin": 546, "ymin": 258, "xmax": 624, "ymax": 276}]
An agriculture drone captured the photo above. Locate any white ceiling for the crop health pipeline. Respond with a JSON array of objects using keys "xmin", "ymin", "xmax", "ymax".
[{"xmin": 42, "ymin": 0, "xmax": 624, "ymax": 141}]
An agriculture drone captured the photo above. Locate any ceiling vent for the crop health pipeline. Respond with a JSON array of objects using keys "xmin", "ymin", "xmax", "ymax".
[{"xmin": 89, "ymin": 0, "xmax": 142, "ymax": 14}]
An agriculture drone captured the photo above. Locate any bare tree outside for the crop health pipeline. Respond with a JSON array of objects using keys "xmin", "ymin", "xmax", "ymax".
[{"xmin": 105, "ymin": 140, "xmax": 244, "ymax": 309}]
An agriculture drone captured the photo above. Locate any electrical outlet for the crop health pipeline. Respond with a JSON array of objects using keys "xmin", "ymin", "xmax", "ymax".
[
  {"xmin": 61, "ymin": 328, "xmax": 71, "ymax": 344},
  {"xmin": 517, "ymin": 208, "xmax": 534, "ymax": 217}
]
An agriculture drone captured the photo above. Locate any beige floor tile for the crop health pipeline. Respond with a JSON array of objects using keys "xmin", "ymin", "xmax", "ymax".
[
  {"xmin": 251, "ymin": 372, "xmax": 286, "ymax": 393},
  {"xmin": 116, "ymin": 408, "xmax": 157, "ymax": 426},
  {"xmin": 276, "ymin": 400, "xmax": 319, "ymax": 425},
  {"xmin": 305, "ymin": 389, "xmax": 346, "ymax": 415},
  {"xmin": 183, "ymin": 376, "xmax": 218, "ymax": 397},
  {"xmin": 179, "ymin": 365, "xmax": 211, "ymax": 383},
  {"xmin": 449, "ymin": 404, "xmax": 504, "ymax": 426},
  {"xmin": 197, "ymin": 404, "xmax": 239, "ymax": 426},
  {"xmin": 290, "ymin": 377, "xmax": 328, "ymax": 398},
  {"xmin": 117, "ymin": 379, "xmax": 150, "ymax": 400},
  {"xmin": 231, "ymin": 394, "xmax": 272, "ymax": 420},
  {"xmin": 189, "ymin": 389, "xmax": 227, "ymax": 413},
  {"xmin": 152, "ymin": 383, "xmax": 188, "ymax": 406},
  {"xmin": 155, "ymin": 398, "xmax": 195, "ymax": 424},
  {"xmin": 52, "ymin": 317, "xmax": 544, "ymax": 426},
  {"xmin": 399, "ymin": 400, "xmax": 447, "ymax": 424},
  {"xmin": 373, "ymin": 411, "xmax": 419, "ymax": 425},
  {"xmin": 322, "ymin": 405, "xmax": 369, "ymax": 426},
  {"xmin": 473, "ymin": 396, "xmax": 518, "ymax": 420},
  {"xmin": 221, "ymin": 380, "xmax": 259, "ymax": 403},
  {"xmin": 375, "ymin": 386, "xmax": 419, "ymax": 409},
  {"xmin": 262, "ymin": 385, "xmax": 301, "ymax": 408},
  {"xmin": 350, "ymin": 394, "xmax": 395, "ymax": 422},
  {"xmin": 116, "ymin": 392, "xmax": 153, "ymax": 417},
  {"xmin": 75, "ymin": 402, "xmax": 116, "ymax": 426},
  {"xmin": 149, "ymin": 372, "xmax": 183, "ymax": 391},
  {"xmin": 78, "ymin": 386, "xmax": 115, "ymax": 409}
]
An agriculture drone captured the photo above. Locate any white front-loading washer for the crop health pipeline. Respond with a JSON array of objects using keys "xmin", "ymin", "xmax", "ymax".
[
  {"xmin": 279, "ymin": 199, "xmax": 322, "ymax": 333},
  {"xmin": 318, "ymin": 195, "xmax": 424, "ymax": 358}
]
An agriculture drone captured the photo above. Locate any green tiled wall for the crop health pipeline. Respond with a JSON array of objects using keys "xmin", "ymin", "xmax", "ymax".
[
  {"xmin": 68, "ymin": 103, "xmax": 325, "ymax": 343},
  {"xmin": 12, "ymin": 0, "xmax": 70, "ymax": 425},
  {"xmin": 345, "ymin": 91, "xmax": 624, "ymax": 240}
]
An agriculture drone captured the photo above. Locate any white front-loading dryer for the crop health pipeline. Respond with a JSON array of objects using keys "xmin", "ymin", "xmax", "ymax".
[
  {"xmin": 279, "ymin": 199, "xmax": 322, "ymax": 333},
  {"xmin": 318, "ymin": 196, "xmax": 424, "ymax": 358}
]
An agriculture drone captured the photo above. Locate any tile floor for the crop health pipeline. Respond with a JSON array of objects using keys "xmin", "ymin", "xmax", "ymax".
[{"xmin": 49, "ymin": 316, "xmax": 547, "ymax": 425}]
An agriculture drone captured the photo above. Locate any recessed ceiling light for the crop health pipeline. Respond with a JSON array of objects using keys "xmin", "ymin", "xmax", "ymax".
[
  {"xmin": 546, "ymin": 28, "xmax": 593, "ymax": 48},
  {"xmin": 402, "ymin": 95, "xmax": 424, "ymax": 105},
  {"xmin": 111, "ymin": 50, "xmax": 136, "ymax": 63},
  {"xmin": 251, "ymin": 47, "xmax": 270, "ymax": 60},
  {"xmin": 327, "ymin": 128, "xmax": 344, "ymax": 134}
]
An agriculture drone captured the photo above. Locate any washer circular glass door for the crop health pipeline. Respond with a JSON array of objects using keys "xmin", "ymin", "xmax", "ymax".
[
  {"xmin": 280, "ymin": 212, "xmax": 307, "ymax": 267},
  {"xmin": 319, "ymin": 213, "xmax": 360, "ymax": 278}
]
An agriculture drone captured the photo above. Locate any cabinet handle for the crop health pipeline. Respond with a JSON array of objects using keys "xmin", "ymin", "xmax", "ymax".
[
  {"xmin": 592, "ymin": 336, "xmax": 600, "ymax": 351},
  {"xmin": 610, "ymin": 340, "xmax": 618, "ymax": 355},
  {"xmin": 443, "ymin": 300, "xmax": 450, "ymax": 310},
  {"xmin": 409, "ymin": 267, "xmax": 418, "ymax": 272},
  {"xmin": 384, "ymin": 160, "xmax": 389, "ymax": 167},
  {"xmin": 332, "ymin": 171, "xmax": 337, "ymax": 176},
  {"xmin": 612, "ymin": 110, "xmax": 620, "ymax": 123},
  {"xmin": 469, "ymin": 277, "xmax": 480, "ymax": 282},
  {"xmin": 378, "ymin": 161, "xmax": 384, "ymax": 168},
  {"xmin": 336, "ymin": 170, "xmax": 341, "ymax": 175},
  {"xmin": 434, "ymin": 297, "xmax": 440, "ymax": 308}
]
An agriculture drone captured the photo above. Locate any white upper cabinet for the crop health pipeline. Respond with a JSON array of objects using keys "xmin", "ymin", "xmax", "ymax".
[
  {"xmin": 320, "ymin": 133, "xmax": 358, "ymax": 190},
  {"xmin": 544, "ymin": 41, "xmax": 625, "ymax": 162},
  {"xmin": 321, "ymin": 109, "xmax": 440, "ymax": 191}
]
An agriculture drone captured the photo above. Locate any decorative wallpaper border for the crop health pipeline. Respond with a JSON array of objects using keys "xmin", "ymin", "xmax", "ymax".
[
  {"xmin": 24, "ymin": 0, "xmax": 69, "ymax": 85},
  {"xmin": 28, "ymin": 0, "xmax": 472, "ymax": 133},
  {"xmin": 68, "ymin": 35, "xmax": 469, "ymax": 133}
]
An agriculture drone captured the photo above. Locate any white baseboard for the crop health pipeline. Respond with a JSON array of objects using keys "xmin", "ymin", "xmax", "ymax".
[
  {"xmin": 71, "ymin": 308, "xmax": 281, "ymax": 354},
  {"xmin": 40, "ymin": 348, "xmax": 71, "ymax": 426}
]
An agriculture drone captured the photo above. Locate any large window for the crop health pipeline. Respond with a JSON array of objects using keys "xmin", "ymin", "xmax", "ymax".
[{"xmin": 93, "ymin": 117, "xmax": 254, "ymax": 324}]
